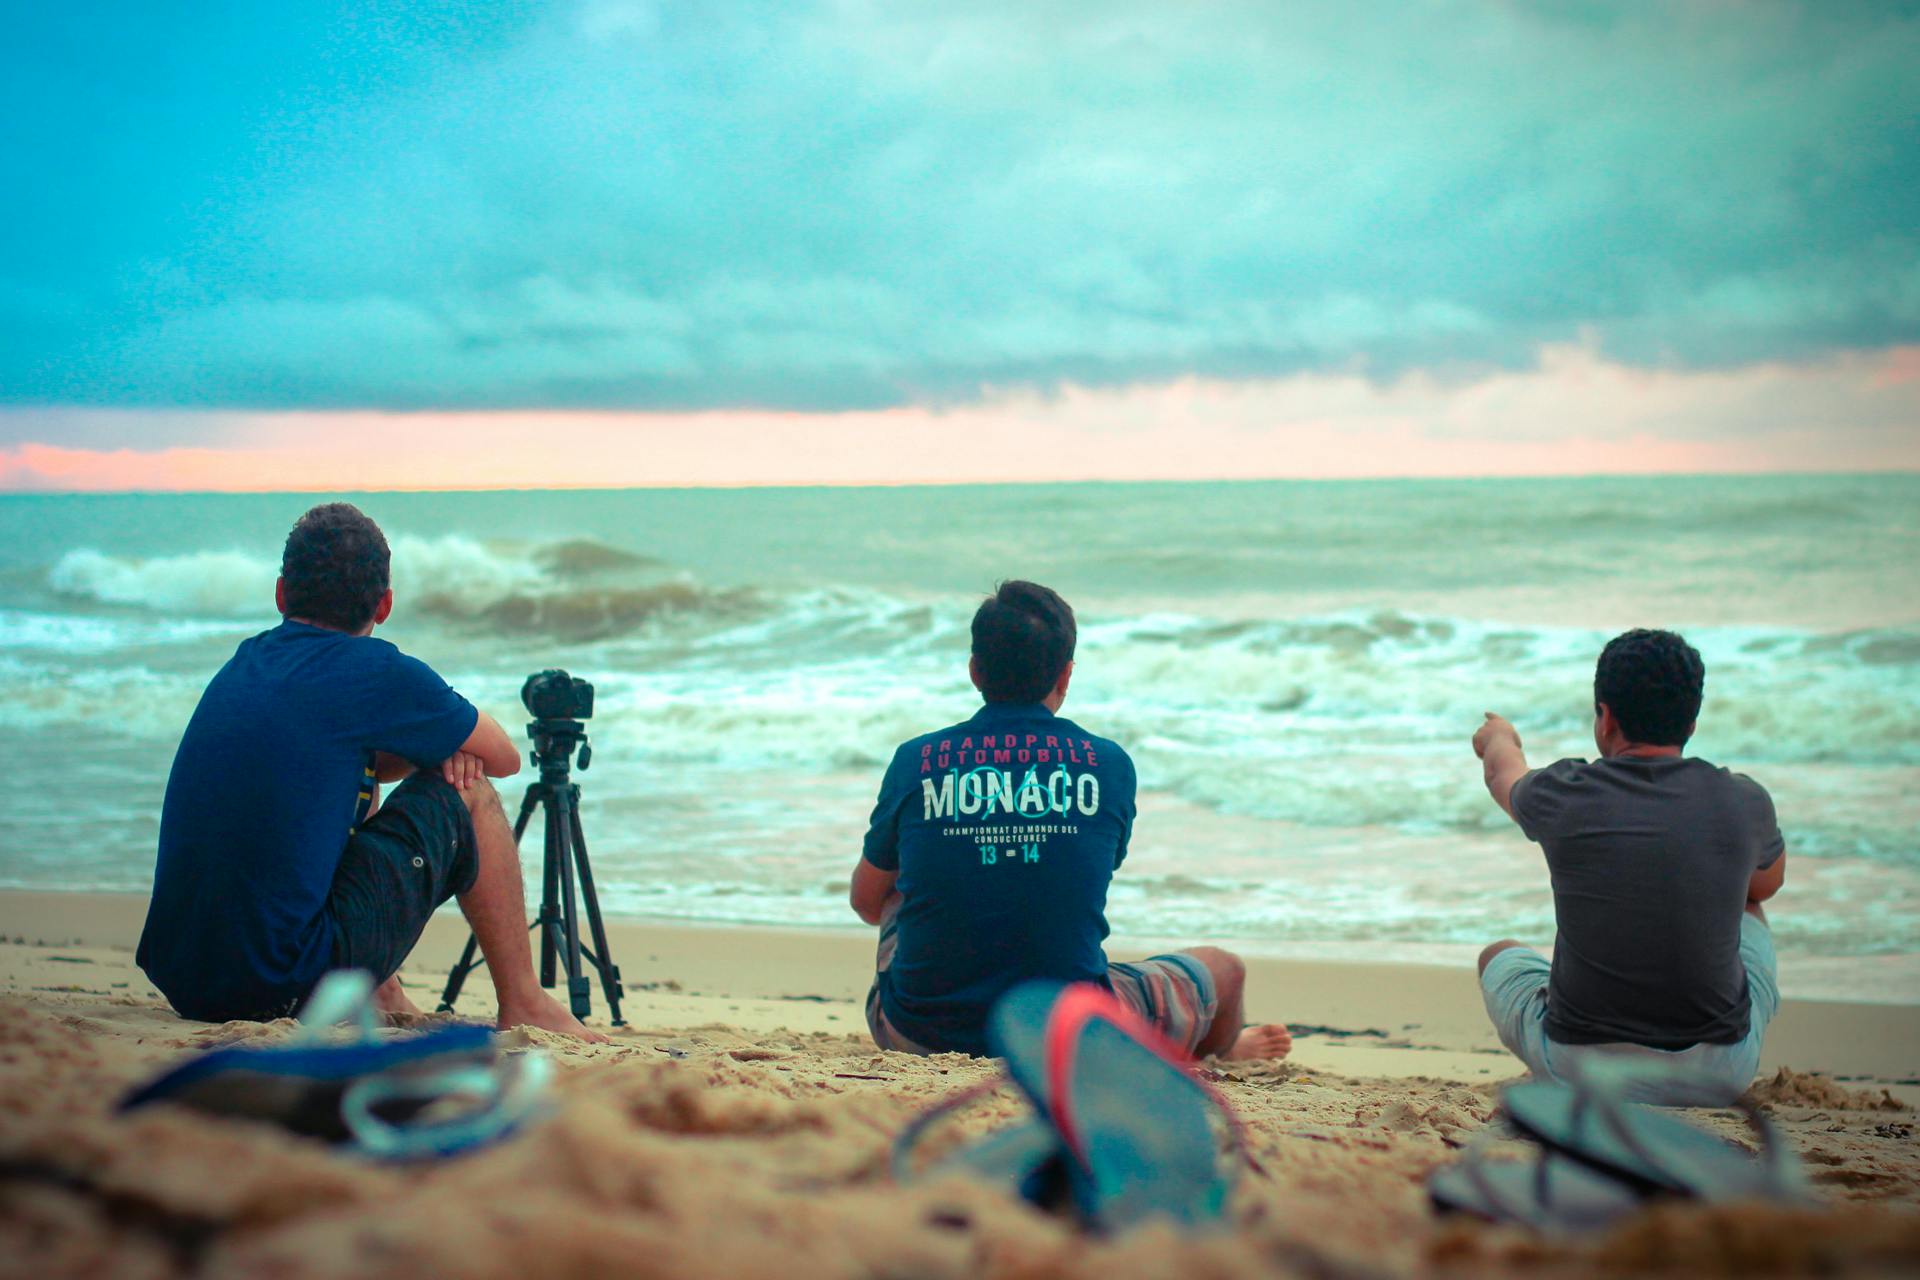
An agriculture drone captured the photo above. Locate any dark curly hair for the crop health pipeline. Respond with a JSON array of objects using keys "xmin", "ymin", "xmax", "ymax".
[
  {"xmin": 280, "ymin": 503, "xmax": 391, "ymax": 632},
  {"xmin": 1594, "ymin": 628, "xmax": 1705, "ymax": 747},
  {"xmin": 972, "ymin": 580, "xmax": 1077, "ymax": 704}
]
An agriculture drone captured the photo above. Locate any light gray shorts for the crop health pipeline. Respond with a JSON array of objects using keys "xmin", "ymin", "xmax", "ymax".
[{"xmin": 1479, "ymin": 912, "xmax": 1779, "ymax": 1106}]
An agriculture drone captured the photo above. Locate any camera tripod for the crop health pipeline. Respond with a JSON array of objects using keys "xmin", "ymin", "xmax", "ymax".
[{"xmin": 437, "ymin": 717, "xmax": 626, "ymax": 1025}]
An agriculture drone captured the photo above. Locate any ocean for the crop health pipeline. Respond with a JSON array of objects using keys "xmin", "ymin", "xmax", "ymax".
[{"xmin": 2, "ymin": 476, "xmax": 1916, "ymax": 1000}]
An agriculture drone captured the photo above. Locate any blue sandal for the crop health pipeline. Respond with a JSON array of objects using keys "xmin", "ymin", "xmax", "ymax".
[
  {"xmin": 1430, "ymin": 1058, "xmax": 1810, "ymax": 1232},
  {"xmin": 1502, "ymin": 1059, "xmax": 1810, "ymax": 1204},
  {"xmin": 122, "ymin": 971, "xmax": 550, "ymax": 1159}
]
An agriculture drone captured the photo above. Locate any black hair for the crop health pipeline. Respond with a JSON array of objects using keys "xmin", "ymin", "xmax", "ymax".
[
  {"xmin": 971, "ymin": 580, "xmax": 1077, "ymax": 704},
  {"xmin": 1594, "ymin": 628, "xmax": 1705, "ymax": 747},
  {"xmin": 281, "ymin": 503, "xmax": 391, "ymax": 632}
]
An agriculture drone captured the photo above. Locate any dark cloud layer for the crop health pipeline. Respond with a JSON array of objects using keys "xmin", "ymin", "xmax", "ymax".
[{"xmin": 3, "ymin": 1, "xmax": 1916, "ymax": 411}]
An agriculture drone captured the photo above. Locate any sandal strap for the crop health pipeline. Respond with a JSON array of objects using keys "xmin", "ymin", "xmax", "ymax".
[
  {"xmin": 1043, "ymin": 984, "xmax": 1186, "ymax": 1167},
  {"xmin": 1563, "ymin": 1056, "xmax": 1806, "ymax": 1199},
  {"xmin": 1040, "ymin": 983, "xmax": 1249, "ymax": 1185},
  {"xmin": 890, "ymin": 1080, "xmax": 1011, "ymax": 1183},
  {"xmin": 342, "ymin": 1052, "xmax": 552, "ymax": 1160},
  {"xmin": 294, "ymin": 970, "xmax": 380, "ymax": 1045}
]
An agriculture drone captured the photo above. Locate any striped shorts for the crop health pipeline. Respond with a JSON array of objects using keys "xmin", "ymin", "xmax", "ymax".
[
  {"xmin": 1106, "ymin": 952, "xmax": 1220, "ymax": 1056},
  {"xmin": 864, "ymin": 903, "xmax": 1219, "ymax": 1057}
]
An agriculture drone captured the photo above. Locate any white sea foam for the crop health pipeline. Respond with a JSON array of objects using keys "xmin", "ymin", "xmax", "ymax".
[
  {"xmin": 50, "ymin": 548, "xmax": 273, "ymax": 616},
  {"xmin": 41, "ymin": 535, "xmax": 751, "ymax": 643},
  {"xmin": 48, "ymin": 536, "xmax": 554, "ymax": 620},
  {"xmin": 0, "ymin": 655, "xmax": 210, "ymax": 742},
  {"xmin": 21, "ymin": 549, "xmax": 1920, "ymax": 776}
]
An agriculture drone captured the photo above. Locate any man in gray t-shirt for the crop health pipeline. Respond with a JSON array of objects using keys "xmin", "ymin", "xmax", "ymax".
[{"xmin": 1471, "ymin": 628, "xmax": 1786, "ymax": 1104}]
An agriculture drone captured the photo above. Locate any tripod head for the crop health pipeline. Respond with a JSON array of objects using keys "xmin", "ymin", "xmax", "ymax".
[
  {"xmin": 520, "ymin": 668, "xmax": 595, "ymax": 784},
  {"xmin": 527, "ymin": 717, "xmax": 591, "ymax": 782}
]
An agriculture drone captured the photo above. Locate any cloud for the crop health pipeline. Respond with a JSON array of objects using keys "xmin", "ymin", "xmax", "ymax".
[{"xmin": 2, "ymin": 1, "xmax": 1917, "ymax": 410}]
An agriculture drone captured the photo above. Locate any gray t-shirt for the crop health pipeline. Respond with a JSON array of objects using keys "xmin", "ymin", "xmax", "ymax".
[{"xmin": 1510, "ymin": 755, "xmax": 1784, "ymax": 1049}]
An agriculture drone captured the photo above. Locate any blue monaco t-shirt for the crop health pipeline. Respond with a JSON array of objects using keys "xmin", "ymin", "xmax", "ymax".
[
  {"xmin": 862, "ymin": 701, "xmax": 1138, "ymax": 1055},
  {"xmin": 137, "ymin": 620, "xmax": 478, "ymax": 1020}
]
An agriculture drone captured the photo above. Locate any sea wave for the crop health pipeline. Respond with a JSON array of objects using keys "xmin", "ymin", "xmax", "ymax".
[
  {"xmin": 0, "ymin": 610, "xmax": 250, "ymax": 655},
  {"xmin": 17, "ymin": 537, "xmax": 1920, "ymax": 848},
  {"xmin": 49, "ymin": 548, "xmax": 272, "ymax": 617},
  {"xmin": 0, "ymin": 655, "xmax": 211, "ymax": 742},
  {"xmin": 19, "ymin": 539, "xmax": 1920, "ymax": 768},
  {"xmin": 44, "ymin": 535, "xmax": 763, "ymax": 643},
  {"xmin": 38, "ymin": 534, "xmax": 1920, "ymax": 674}
]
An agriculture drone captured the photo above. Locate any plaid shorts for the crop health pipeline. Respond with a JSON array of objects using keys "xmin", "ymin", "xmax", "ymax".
[{"xmin": 864, "ymin": 902, "xmax": 1219, "ymax": 1057}]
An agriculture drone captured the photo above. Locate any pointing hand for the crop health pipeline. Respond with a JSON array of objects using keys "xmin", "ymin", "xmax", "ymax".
[{"xmin": 1472, "ymin": 712, "xmax": 1520, "ymax": 759}]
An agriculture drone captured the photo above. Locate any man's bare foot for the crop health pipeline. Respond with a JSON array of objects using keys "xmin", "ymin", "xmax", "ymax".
[
  {"xmin": 372, "ymin": 974, "xmax": 425, "ymax": 1024},
  {"xmin": 1223, "ymin": 1024, "xmax": 1293, "ymax": 1061},
  {"xmin": 497, "ymin": 989, "xmax": 610, "ymax": 1043}
]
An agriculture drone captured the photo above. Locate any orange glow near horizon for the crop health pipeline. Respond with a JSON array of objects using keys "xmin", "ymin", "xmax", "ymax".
[{"xmin": 4, "ymin": 346, "xmax": 1918, "ymax": 492}]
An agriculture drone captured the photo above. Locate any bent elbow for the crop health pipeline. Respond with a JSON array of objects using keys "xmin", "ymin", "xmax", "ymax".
[
  {"xmin": 1749, "ymin": 861, "xmax": 1786, "ymax": 904},
  {"xmin": 850, "ymin": 884, "xmax": 900, "ymax": 927}
]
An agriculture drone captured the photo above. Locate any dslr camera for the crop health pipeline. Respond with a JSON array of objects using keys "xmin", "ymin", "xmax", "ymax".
[{"xmin": 521, "ymin": 668, "xmax": 595, "ymax": 721}]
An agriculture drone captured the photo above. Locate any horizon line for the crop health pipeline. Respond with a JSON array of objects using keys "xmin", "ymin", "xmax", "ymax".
[{"xmin": 3, "ymin": 465, "xmax": 1915, "ymax": 499}]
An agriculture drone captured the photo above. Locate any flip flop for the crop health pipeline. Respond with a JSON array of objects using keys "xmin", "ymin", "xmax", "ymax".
[
  {"xmin": 121, "ymin": 971, "xmax": 550, "ymax": 1159},
  {"xmin": 1428, "ymin": 1147, "xmax": 1646, "ymax": 1231},
  {"xmin": 1501, "ymin": 1060, "xmax": 1809, "ymax": 1204},
  {"xmin": 989, "ymin": 980, "xmax": 1235, "ymax": 1231}
]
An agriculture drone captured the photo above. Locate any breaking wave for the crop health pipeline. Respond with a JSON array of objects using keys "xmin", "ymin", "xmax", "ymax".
[
  {"xmin": 49, "ymin": 548, "xmax": 270, "ymax": 617},
  {"xmin": 45, "ymin": 535, "xmax": 762, "ymax": 643},
  {"xmin": 22, "ymin": 530, "xmax": 1920, "ymax": 773},
  {"xmin": 16, "ymin": 532, "xmax": 1920, "ymax": 862}
]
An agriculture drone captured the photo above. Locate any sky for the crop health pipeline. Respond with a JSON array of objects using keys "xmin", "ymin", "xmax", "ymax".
[{"xmin": 2, "ymin": 1, "xmax": 1917, "ymax": 489}]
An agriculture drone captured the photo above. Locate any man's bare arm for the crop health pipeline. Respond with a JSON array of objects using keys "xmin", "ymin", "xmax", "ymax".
[
  {"xmin": 458, "ymin": 711, "xmax": 521, "ymax": 778},
  {"xmin": 372, "ymin": 709, "xmax": 517, "ymax": 787},
  {"xmin": 849, "ymin": 858, "xmax": 899, "ymax": 926},
  {"xmin": 1473, "ymin": 713, "xmax": 1529, "ymax": 821},
  {"xmin": 1748, "ymin": 853, "xmax": 1787, "ymax": 904}
]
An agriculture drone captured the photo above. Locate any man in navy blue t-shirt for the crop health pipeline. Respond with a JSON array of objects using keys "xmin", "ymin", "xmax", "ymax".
[
  {"xmin": 850, "ymin": 580, "xmax": 1292, "ymax": 1060},
  {"xmin": 136, "ymin": 503, "xmax": 602, "ymax": 1039}
]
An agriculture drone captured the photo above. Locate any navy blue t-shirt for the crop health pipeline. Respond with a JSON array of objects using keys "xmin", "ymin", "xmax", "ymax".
[
  {"xmin": 862, "ymin": 701, "xmax": 1138, "ymax": 1055},
  {"xmin": 137, "ymin": 620, "xmax": 478, "ymax": 1020}
]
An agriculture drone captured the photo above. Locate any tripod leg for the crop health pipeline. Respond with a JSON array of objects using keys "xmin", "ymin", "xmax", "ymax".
[
  {"xmin": 511, "ymin": 784, "xmax": 539, "ymax": 843},
  {"xmin": 438, "ymin": 783, "xmax": 542, "ymax": 1013},
  {"xmin": 550, "ymin": 785, "xmax": 591, "ymax": 1020},
  {"xmin": 568, "ymin": 805, "xmax": 625, "ymax": 1026},
  {"xmin": 535, "ymin": 786, "xmax": 562, "ymax": 989},
  {"xmin": 436, "ymin": 931, "xmax": 483, "ymax": 1012}
]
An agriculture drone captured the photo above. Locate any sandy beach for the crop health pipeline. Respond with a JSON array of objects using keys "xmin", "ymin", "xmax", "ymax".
[{"xmin": 3, "ymin": 889, "xmax": 1918, "ymax": 1279}]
